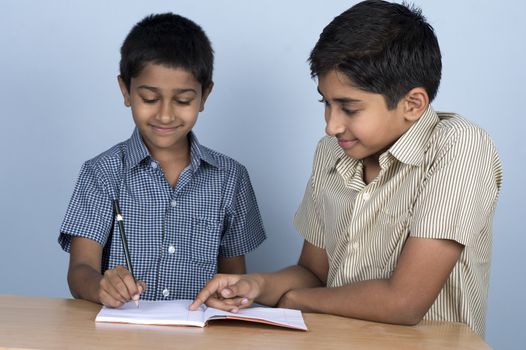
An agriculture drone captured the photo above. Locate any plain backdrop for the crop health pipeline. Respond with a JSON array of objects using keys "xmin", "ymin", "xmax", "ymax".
[{"xmin": 0, "ymin": 1, "xmax": 524, "ymax": 348}]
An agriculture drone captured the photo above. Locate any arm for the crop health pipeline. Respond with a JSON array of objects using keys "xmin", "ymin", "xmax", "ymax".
[
  {"xmin": 278, "ymin": 236, "xmax": 463, "ymax": 325},
  {"xmin": 255, "ymin": 240, "xmax": 328, "ymax": 306},
  {"xmin": 276, "ymin": 124, "xmax": 496, "ymax": 323},
  {"xmin": 217, "ymin": 256, "xmax": 246, "ymax": 274},
  {"xmin": 68, "ymin": 236, "xmax": 145, "ymax": 307},
  {"xmin": 190, "ymin": 240, "xmax": 326, "ymax": 311}
]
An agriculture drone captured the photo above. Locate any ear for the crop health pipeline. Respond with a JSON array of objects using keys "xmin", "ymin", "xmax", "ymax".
[
  {"xmin": 117, "ymin": 75, "xmax": 131, "ymax": 107},
  {"xmin": 199, "ymin": 82, "xmax": 214, "ymax": 112},
  {"xmin": 401, "ymin": 87, "xmax": 429, "ymax": 122}
]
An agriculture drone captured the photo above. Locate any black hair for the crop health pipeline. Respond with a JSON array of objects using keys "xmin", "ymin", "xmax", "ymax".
[
  {"xmin": 119, "ymin": 13, "xmax": 213, "ymax": 92},
  {"xmin": 309, "ymin": 0, "xmax": 441, "ymax": 109}
]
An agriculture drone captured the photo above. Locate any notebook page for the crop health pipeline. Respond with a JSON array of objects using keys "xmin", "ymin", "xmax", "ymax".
[{"xmin": 96, "ymin": 300, "xmax": 205, "ymax": 326}]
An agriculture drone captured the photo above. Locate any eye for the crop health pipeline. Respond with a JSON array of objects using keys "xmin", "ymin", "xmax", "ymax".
[
  {"xmin": 175, "ymin": 99, "xmax": 192, "ymax": 106},
  {"xmin": 342, "ymin": 108, "xmax": 358, "ymax": 116},
  {"xmin": 141, "ymin": 97, "xmax": 159, "ymax": 104},
  {"xmin": 318, "ymin": 98, "xmax": 330, "ymax": 107}
]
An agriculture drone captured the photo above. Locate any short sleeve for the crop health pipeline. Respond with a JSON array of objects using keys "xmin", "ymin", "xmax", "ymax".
[
  {"xmin": 409, "ymin": 128, "xmax": 503, "ymax": 246},
  {"xmin": 58, "ymin": 161, "xmax": 114, "ymax": 252},
  {"xmin": 293, "ymin": 140, "xmax": 327, "ymax": 248},
  {"xmin": 294, "ymin": 176, "xmax": 325, "ymax": 248},
  {"xmin": 219, "ymin": 166, "xmax": 266, "ymax": 257}
]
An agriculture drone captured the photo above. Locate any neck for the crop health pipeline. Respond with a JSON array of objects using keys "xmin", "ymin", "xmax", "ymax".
[
  {"xmin": 362, "ymin": 157, "xmax": 381, "ymax": 185},
  {"xmin": 157, "ymin": 145, "xmax": 189, "ymax": 164},
  {"xmin": 148, "ymin": 137, "xmax": 191, "ymax": 168},
  {"xmin": 150, "ymin": 139, "xmax": 191, "ymax": 188}
]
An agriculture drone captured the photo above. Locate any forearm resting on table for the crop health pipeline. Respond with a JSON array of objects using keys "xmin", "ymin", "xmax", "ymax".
[
  {"xmin": 281, "ymin": 279, "xmax": 428, "ymax": 325},
  {"xmin": 253, "ymin": 265, "xmax": 323, "ymax": 307},
  {"xmin": 67, "ymin": 263, "xmax": 103, "ymax": 303},
  {"xmin": 281, "ymin": 237, "xmax": 464, "ymax": 325}
]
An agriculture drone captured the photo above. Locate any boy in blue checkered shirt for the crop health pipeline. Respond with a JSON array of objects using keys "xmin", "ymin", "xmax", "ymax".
[{"xmin": 58, "ymin": 13, "xmax": 266, "ymax": 307}]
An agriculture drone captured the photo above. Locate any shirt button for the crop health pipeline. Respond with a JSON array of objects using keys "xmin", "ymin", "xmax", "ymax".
[
  {"xmin": 168, "ymin": 245, "xmax": 175, "ymax": 254},
  {"xmin": 162, "ymin": 289, "xmax": 170, "ymax": 297},
  {"xmin": 351, "ymin": 242, "xmax": 360, "ymax": 250},
  {"xmin": 362, "ymin": 192, "xmax": 370, "ymax": 201},
  {"xmin": 170, "ymin": 200, "xmax": 177, "ymax": 207},
  {"xmin": 150, "ymin": 161, "xmax": 158, "ymax": 169}
]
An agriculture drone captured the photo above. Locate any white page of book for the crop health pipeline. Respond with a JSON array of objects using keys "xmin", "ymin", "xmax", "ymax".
[
  {"xmin": 96, "ymin": 300, "xmax": 205, "ymax": 326},
  {"xmin": 96, "ymin": 300, "xmax": 307, "ymax": 330}
]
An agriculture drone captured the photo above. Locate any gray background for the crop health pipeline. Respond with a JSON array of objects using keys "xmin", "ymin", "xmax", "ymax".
[{"xmin": 0, "ymin": 1, "xmax": 523, "ymax": 348}]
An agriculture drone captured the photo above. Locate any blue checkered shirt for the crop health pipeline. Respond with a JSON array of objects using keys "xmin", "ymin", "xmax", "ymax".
[{"xmin": 59, "ymin": 128, "xmax": 266, "ymax": 300}]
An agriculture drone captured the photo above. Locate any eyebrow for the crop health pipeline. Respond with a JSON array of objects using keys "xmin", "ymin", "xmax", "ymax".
[
  {"xmin": 317, "ymin": 88, "xmax": 362, "ymax": 104},
  {"xmin": 137, "ymin": 86, "xmax": 197, "ymax": 94}
]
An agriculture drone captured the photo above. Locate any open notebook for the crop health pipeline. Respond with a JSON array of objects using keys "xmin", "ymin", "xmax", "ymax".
[{"xmin": 95, "ymin": 299, "xmax": 308, "ymax": 331}]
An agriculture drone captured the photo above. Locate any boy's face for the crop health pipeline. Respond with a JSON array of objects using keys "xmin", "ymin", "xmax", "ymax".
[
  {"xmin": 318, "ymin": 70, "xmax": 415, "ymax": 162},
  {"xmin": 118, "ymin": 63, "xmax": 211, "ymax": 157}
]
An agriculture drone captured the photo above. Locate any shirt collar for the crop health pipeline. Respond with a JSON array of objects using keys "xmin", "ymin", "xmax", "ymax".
[
  {"xmin": 126, "ymin": 128, "xmax": 150, "ymax": 168},
  {"xmin": 387, "ymin": 105, "xmax": 439, "ymax": 166},
  {"xmin": 124, "ymin": 128, "xmax": 219, "ymax": 171},
  {"xmin": 188, "ymin": 132, "xmax": 219, "ymax": 172},
  {"xmin": 328, "ymin": 137, "xmax": 362, "ymax": 188},
  {"xmin": 328, "ymin": 105, "xmax": 439, "ymax": 174}
]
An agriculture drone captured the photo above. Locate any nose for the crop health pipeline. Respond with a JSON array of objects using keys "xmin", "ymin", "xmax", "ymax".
[
  {"xmin": 325, "ymin": 109, "xmax": 345, "ymax": 137},
  {"xmin": 157, "ymin": 100, "xmax": 174, "ymax": 123}
]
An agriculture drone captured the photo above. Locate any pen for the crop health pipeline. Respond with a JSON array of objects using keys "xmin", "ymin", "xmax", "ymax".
[{"xmin": 113, "ymin": 199, "xmax": 139, "ymax": 307}]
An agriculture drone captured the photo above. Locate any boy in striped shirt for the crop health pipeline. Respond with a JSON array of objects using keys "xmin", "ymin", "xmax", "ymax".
[{"xmin": 191, "ymin": 0, "xmax": 502, "ymax": 337}]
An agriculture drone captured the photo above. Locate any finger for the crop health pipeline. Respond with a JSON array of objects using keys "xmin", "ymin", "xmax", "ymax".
[
  {"xmin": 190, "ymin": 289, "xmax": 215, "ymax": 310},
  {"xmin": 130, "ymin": 281, "xmax": 147, "ymax": 304},
  {"xmin": 221, "ymin": 297, "xmax": 252, "ymax": 308},
  {"xmin": 99, "ymin": 288, "xmax": 125, "ymax": 308},
  {"xmin": 205, "ymin": 296, "xmax": 251, "ymax": 313},
  {"xmin": 137, "ymin": 281, "xmax": 147, "ymax": 294},
  {"xmin": 205, "ymin": 296, "xmax": 238, "ymax": 312},
  {"xmin": 219, "ymin": 287, "xmax": 234, "ymax": 298},
  {"xmin": 103, "ymin": 269, "xmax": 132, "ymax": 302},
  {"xmin": 223, "ymin": 279, "xmax": 256, "ymax": 299},
  {"xmin": 116, "ymin": 268, "xmax": 142, "ymax": 301},
  {"xmin": 100, "ymin": 276, "xmax": 128, "ymax": 304},
  {"xmin": 190, "ymin": 278, "xmax": 226, "ymax": 310}
]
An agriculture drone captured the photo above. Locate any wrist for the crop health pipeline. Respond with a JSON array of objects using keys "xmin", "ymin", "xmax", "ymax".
[
  {"xmin": 249, "ymin": 273, "xmax": 266, "ymax": 295},
  {"xmin": 69, "ymin": 265, "xmax": 103, "ymax": 304},
  {"xmin": 278, "ymin": 289, "xmax": 298, "ymax": 309},
  {"xmin": 91, "ymin": 274, "xmax": 105, "ymax": 305}
]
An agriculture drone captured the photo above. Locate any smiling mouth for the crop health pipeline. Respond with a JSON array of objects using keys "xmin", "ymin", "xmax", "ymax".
[
  {"xmin": 150, "ymin": 125, "xmax": 180, "ymax": 134},
  {"xmin": 337, "ymin": 138, "xmax": 358, "ymax": 148}
]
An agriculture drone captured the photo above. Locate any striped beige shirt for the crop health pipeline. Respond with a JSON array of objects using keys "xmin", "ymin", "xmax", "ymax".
[{"xmin": 294, "ymin": 106, "xmax": 502, "ymax": 337}]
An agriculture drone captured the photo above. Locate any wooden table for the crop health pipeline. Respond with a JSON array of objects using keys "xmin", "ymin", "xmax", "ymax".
[{"xmin": 0, "ymin": 295, "xmax": 489, "ymax": 349}]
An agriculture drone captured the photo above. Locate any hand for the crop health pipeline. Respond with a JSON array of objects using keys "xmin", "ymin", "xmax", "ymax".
[
  {"xmin": 98, "ymin": 265, "xmax": 146, "ymax": 308},
  {"xmin": 189, "ymin": 273, "xmax": 263, "ymax": 312}
]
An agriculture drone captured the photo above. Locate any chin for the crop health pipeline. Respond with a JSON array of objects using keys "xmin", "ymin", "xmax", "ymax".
[{"xmin": 343, "ymin": 150, "xmax": 363, "ymax": 160}]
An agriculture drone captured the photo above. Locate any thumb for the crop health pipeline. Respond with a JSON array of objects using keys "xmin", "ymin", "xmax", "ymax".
[
  {"xmin": 222, "ymin": 279, "xmax": 253, "ymax": 299},
  {"xmin": 137, "ymin": 281, "xmax": 147, "ymax": 294}
]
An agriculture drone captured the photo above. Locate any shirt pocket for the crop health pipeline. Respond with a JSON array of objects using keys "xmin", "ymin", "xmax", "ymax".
[
  {"xmin": 370, "ymin": 204, "xmax": 410, "ymax": 272},
  {"xmin": 186, "ymin": 216, "xmax": 221, "ymax": 265}
]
